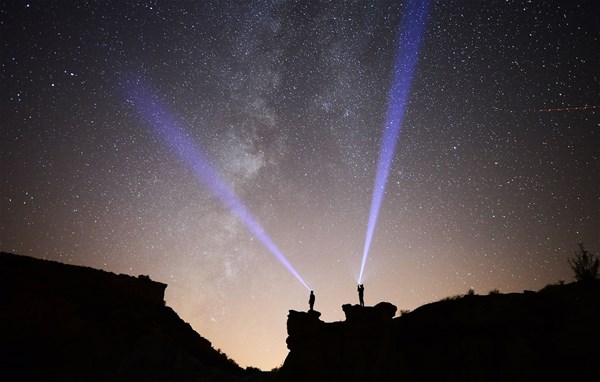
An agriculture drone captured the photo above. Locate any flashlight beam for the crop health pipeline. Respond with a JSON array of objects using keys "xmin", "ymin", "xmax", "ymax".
[
  {"xmin": 126, "ymin": 82, "xmax": 311, "ymax": 291},
  {"xmin": 359, "ymin": 0, "xmax": 430, "ymax": 284}
]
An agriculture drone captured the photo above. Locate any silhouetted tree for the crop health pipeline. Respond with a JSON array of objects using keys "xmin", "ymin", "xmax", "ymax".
[{"xmin": 568, "ymin": 243, "xmax": 599, "ymax": 282}]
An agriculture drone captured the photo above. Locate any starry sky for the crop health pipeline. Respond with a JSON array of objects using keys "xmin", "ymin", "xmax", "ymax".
[{"xmin": 1, "ymin": 0, "xmax": 598, "ymax": 370}]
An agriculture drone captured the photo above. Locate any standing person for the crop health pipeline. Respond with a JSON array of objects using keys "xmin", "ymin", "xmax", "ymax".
[
  {"xmin": 358, "ymin": 284, "xmax": 364, "ymax": 307},
  {"xmin": 309, "ymin": 290, "xmax": 315, "ymax": 311}
]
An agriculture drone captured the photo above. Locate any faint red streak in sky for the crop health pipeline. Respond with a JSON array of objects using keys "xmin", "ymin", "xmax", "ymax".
[{"xmin": 537, "ymin": 105, "xmax": 600, "ymax": 112}]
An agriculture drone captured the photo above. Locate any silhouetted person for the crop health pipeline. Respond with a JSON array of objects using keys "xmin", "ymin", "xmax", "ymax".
[
  {"xmin": 309, "ymin": 290, "xmax": 315, "ymax": 311},
  {"xmin": 358, "ymin": 284, "xmax": 364, "ymax": 306}
]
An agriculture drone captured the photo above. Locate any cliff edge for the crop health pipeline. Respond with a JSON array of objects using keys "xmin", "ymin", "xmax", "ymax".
[
  {"xmin": 281, "ymin": 302, "xmax": 398, "ymax": 381},
  {"xmin": 278, "ymin": 283, "xmax": 600, "ymax": 382},
  {"xmin": 0, "ymin": 252, "xmax": 245, "ymax": 381}
]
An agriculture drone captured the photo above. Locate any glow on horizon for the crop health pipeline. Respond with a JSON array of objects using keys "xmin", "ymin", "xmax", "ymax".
[
  {"xmin": 358, "ymin": 0, "xmax": 431, "ymax": 284},
  {"xmin": 126, "ymin": 81, "xmax": 311, "ymax": 291}
]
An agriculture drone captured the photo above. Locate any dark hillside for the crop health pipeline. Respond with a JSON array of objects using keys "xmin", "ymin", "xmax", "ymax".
[
  {"xmin": 391, "ymin": 283, "xmax": 600, "ymax": 381},
  {"xmin": 0, "ymin": 252, "xmax": 246, "ymax": 381},
  {"xmin": 2, "ymin": 251, "xmax": 598, "ymax": 381},
  {"xmin": 279, "ymin": 282, "xmax": 600, "ymax": 382}
]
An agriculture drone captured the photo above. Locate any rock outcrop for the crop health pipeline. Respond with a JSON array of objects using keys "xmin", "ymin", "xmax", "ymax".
[
  {"xmin": 279, "ymin": 282, "xmax": 600, "ymax": 382},
  {"xmin": 0, "ymin": 252, "xmax": 245, "ymax": 381},
  {"xmin": 3, "ymin": 251, "xmax": 599, "ymax": 381},
  {"xmin": 281, "ymin": 302, "xmax": 398, "ymax": 381}
]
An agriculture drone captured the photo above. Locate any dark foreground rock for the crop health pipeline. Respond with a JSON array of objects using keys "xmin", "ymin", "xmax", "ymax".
[
  {"xmin": 0, "ymin": 252, "xmax": 246, "ymax": 381},
  {"xmin": 278, "ymin": 282, "xmax": 600, "ymax": 382},
  {"xmin": 390, "ymin": 282, "xmax": 600, "ymax": 381},
  {"xmin": 3, "ymin": 251, "xmax": 599, "ymax": 381},
  {"xmin": 280, "ymin": 302, "xmax": 398, "ymax": 381}
]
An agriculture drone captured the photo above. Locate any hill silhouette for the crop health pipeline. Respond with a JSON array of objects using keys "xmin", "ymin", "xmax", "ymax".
[
  {"xmin": 2, "ymin": 252, "xmax": 598, "ymax": 381},
  {"xmin": 279, "ymin": 282, "xmax": 600, "ymax": 381},
  {"xmin": 0, "ymin": 252, "xmax": 256, "ymax": 381}
]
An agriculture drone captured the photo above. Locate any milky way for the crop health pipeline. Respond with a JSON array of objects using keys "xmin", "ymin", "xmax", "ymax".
[{"xmin": 2, "ymin": 0, "xmax": 598, "ymax": 370}]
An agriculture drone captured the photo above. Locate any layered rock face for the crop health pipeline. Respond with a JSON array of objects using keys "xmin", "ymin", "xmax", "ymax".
[
  {"xmin": 281, "ymin": 302, "xmax": 397, "ymax": 382},
  {"xmin": 279, "ymin": 282, "xmax": 600, "ymax": 382},
  {"xmin": 0, "ymin": 252, "xmax": 244, "ymax": 381},
  {"xmin": 4, "ymin": 251, "xmax": 599, "ymax": 381}
]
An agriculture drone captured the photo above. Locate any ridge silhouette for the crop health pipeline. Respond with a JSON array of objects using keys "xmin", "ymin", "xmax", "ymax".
[{"xmin": 2, "ymin": 252, "xmax": 599, "ymax": 381}]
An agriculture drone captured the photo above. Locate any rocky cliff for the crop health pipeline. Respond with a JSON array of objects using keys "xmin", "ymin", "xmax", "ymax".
[
  {"xmin": 281, "ymin": 302, "xmax": 398, "ymax": 381},
  {"xmin": 0, "ymin": 252, "xmax": 246, "ymax": 381},
  {"xmin": 3, "ymin": 251, "xmax": 598, "ymax": 381},
  {"xmin": 279, "ymin": 282, "xmax": 600, "ymax": 382}
]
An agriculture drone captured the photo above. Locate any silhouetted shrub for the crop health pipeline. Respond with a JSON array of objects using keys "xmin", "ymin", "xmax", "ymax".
[
  {"xmin": 568, "ymin": 243, "xmax": 599, "ymax": 282},
  {"xmin": 541, "ymin": 281, "xmax": 563, "ymax": 292},
  {"xmin": 488, "ymin": 288, "xmax": 500, "ymax": 295},
  {"xmin": 399, "ymin": 309, "xmax": 411, "ymax": 316},
  {"xmin": 245, "ymin": 366, "xmax": 262, "ymax": 374},
  {"xmin": 440, "ymin": 294, "xmax": 462, "ymax": 302},
  {"xmin": 466, "ymin": 288, "xmax": 475, "ymax": 296}
]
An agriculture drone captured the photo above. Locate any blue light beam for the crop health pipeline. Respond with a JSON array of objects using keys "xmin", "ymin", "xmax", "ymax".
[
  {"xmin": 126, "ymin": 82, "xmax": 311, "ymax": 291},
  {"xmin": 358, "ymin": 0, "xmax": 430, "ymax": 284}
]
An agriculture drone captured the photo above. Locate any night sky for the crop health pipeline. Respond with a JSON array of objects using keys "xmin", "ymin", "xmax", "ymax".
[{"xmin": 2, "ymin": 0, "xmax": 598, "ymax": 370}]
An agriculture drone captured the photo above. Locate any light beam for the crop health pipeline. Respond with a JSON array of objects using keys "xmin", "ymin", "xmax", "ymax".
[
  {"xmin": 126, "ymin": 81, "xmax": 311, "ymax": 291},
  {"xmin": 358, "ymin": 0, "xmax": 430, "ymax": 284}
]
